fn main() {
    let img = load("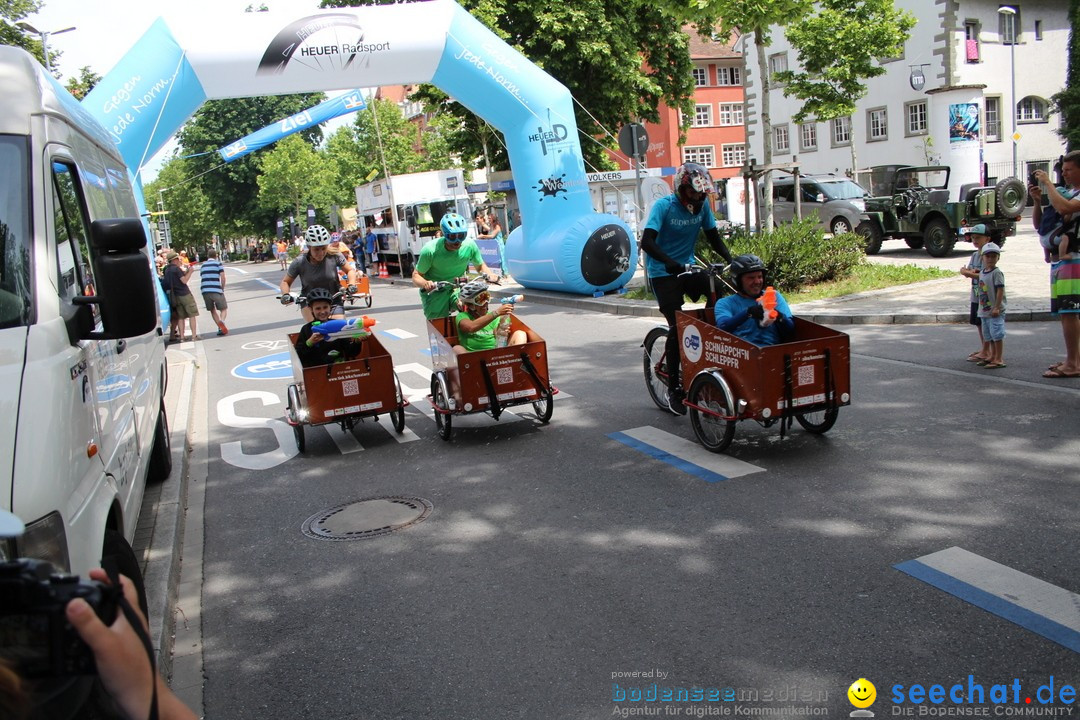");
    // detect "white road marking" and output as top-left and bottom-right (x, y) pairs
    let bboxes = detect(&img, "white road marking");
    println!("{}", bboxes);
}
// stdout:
(610, 426), (765, 483)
